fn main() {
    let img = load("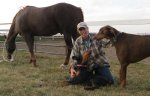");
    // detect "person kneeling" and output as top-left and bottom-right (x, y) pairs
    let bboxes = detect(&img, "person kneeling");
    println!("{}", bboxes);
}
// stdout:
(63, 22), (114, 90)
